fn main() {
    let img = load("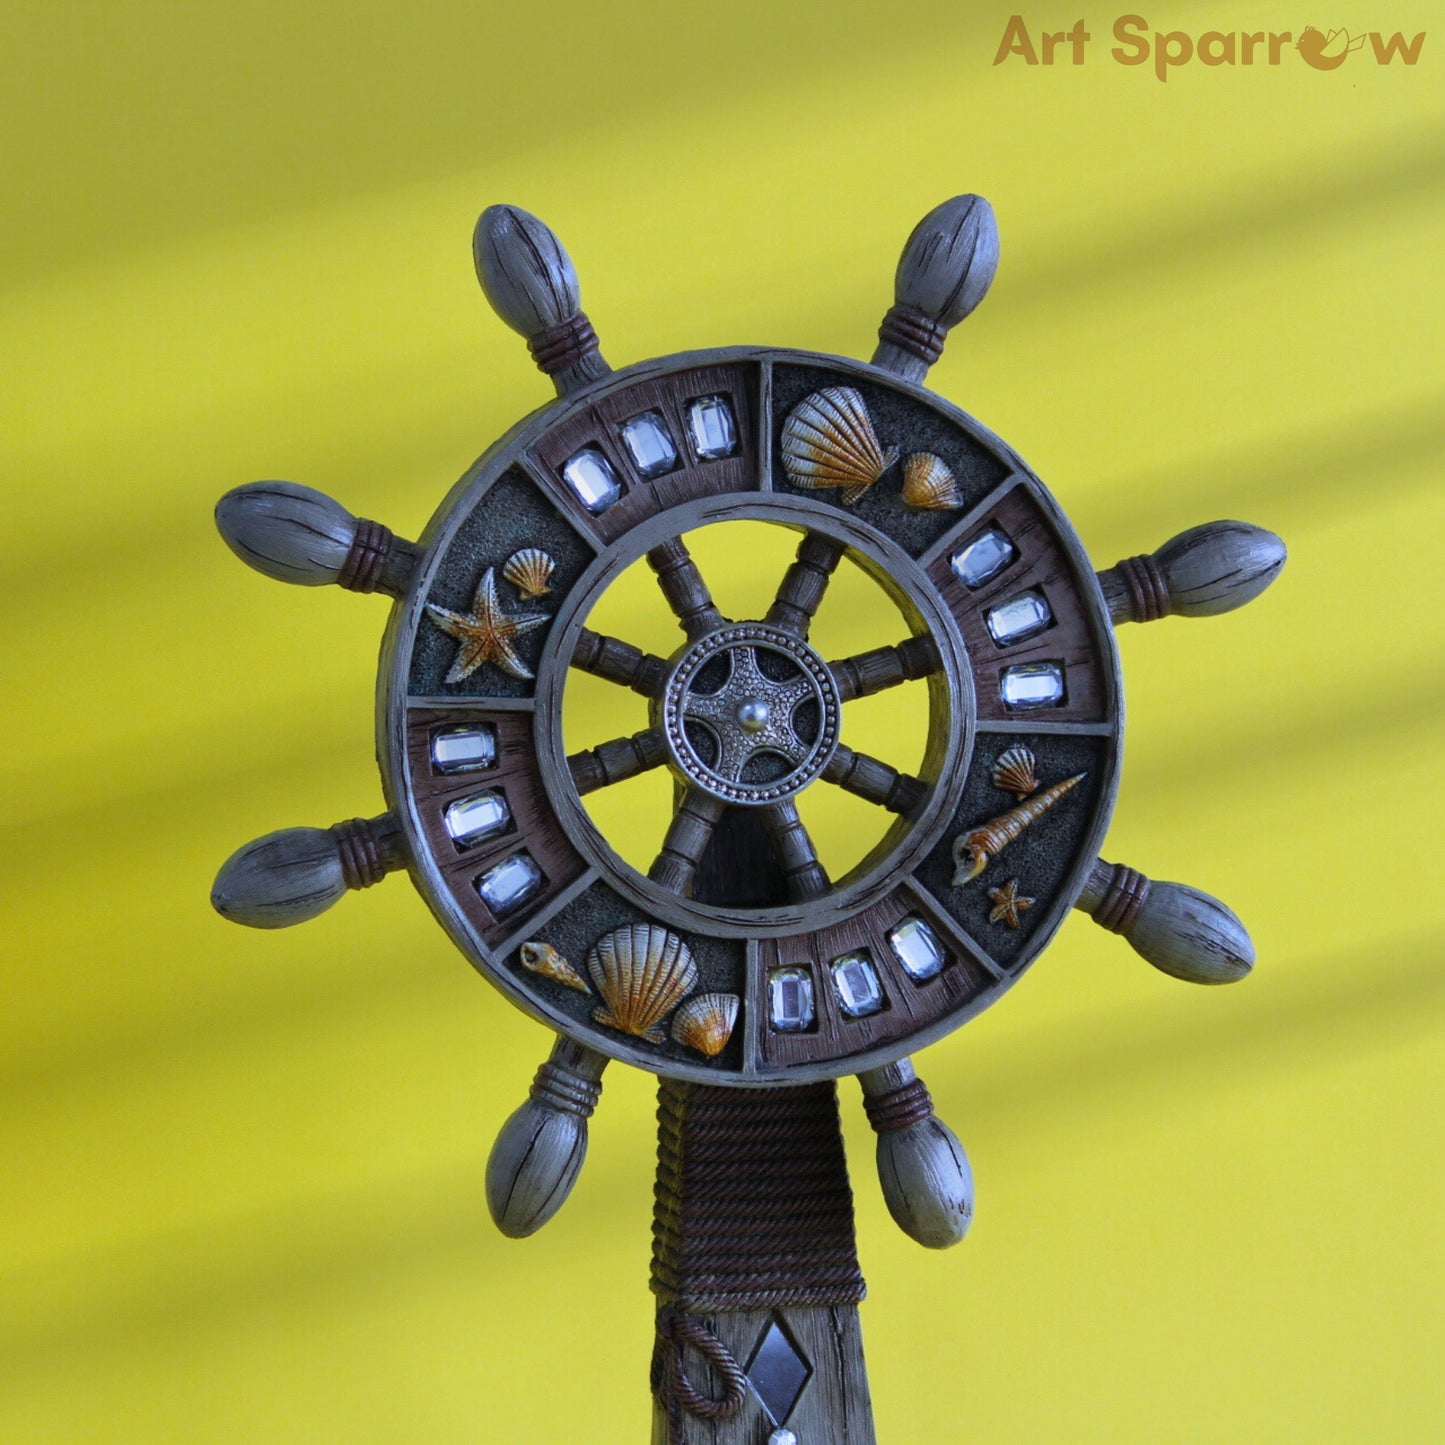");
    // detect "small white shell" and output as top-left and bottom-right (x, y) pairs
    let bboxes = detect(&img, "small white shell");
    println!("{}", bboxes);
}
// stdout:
(502, 548), (555, 600)
(671, 993), (739, 1057)
(520, 940), (590, 993)
(781, 387), (898, 506)
(991, 745), (1039, 798)
(587, 923), (698, 1043)
(901, 452), (963, 510)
